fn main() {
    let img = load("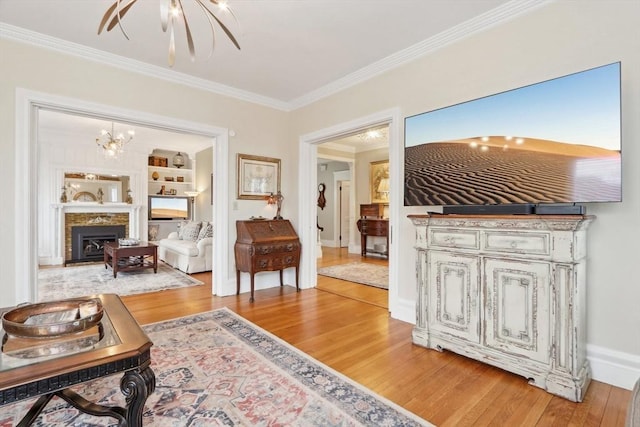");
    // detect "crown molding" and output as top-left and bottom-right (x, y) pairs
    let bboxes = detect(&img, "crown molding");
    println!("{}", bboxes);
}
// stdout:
(0, 23), (290, 112)
(288, 0), (553, 109)
(1, 0), (551, 113)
